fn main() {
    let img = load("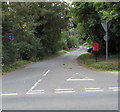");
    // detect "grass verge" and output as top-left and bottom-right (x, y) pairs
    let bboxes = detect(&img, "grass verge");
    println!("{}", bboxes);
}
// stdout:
(77, 53), (119, 71)
(2, 60), (31, 73)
